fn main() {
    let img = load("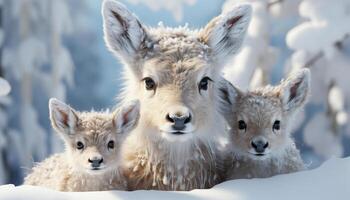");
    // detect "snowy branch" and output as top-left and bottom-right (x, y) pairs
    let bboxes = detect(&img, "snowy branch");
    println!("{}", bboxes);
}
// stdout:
(303, 34), (350, 69)
(267, 0), (284, 8)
